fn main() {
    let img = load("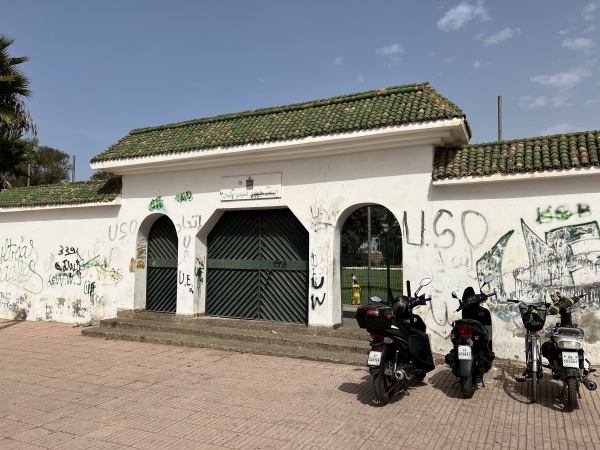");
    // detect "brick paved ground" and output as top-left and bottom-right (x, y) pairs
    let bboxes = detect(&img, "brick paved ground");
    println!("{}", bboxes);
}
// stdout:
(1, 319), (599, 449)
